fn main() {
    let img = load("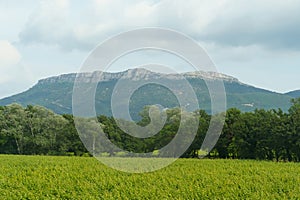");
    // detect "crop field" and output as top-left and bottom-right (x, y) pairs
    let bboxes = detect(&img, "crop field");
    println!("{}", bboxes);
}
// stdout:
(0, 155), (299, 199)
